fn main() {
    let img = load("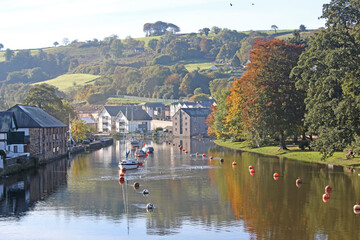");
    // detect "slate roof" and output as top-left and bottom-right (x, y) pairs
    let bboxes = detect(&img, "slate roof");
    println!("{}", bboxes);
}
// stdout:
(181, 108), (212, 117)
(80, 116), (97, 124)
(0, 112), (16, 132)
(7, 105), (67, 128)
(104, 106), (152, 121)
